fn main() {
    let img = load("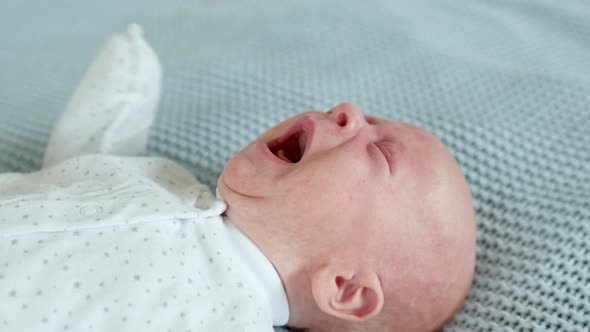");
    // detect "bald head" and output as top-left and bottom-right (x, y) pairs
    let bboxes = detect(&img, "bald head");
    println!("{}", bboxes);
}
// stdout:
(373, 127), (477, 331)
